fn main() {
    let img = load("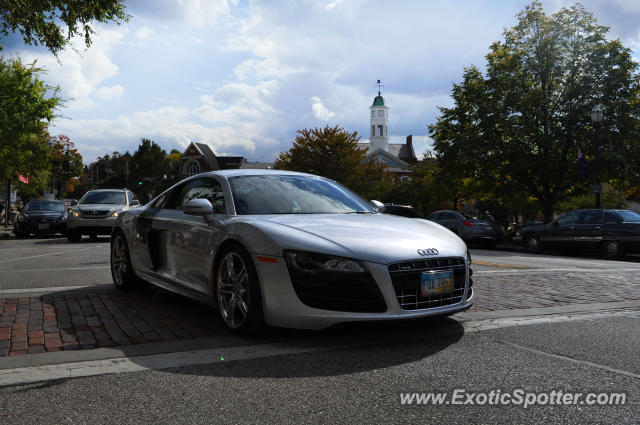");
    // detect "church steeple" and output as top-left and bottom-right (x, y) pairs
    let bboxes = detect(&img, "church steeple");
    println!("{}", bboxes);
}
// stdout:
(370, 80), (389, 152)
